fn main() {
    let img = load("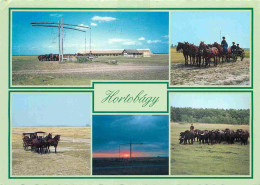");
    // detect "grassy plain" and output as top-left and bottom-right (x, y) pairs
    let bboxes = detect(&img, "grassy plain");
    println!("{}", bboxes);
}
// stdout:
(171, 123), (250, 175)
(12, 54), (169, 86)
(93, 157), (169, 175)
(170, 48), (250, 85)
(12, 127), (91, 176)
